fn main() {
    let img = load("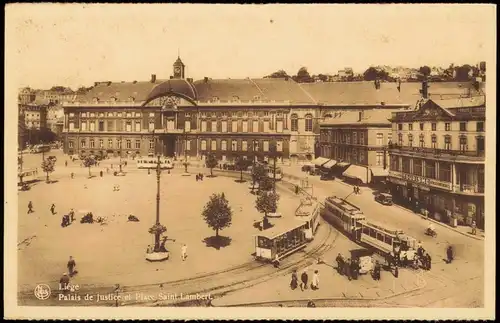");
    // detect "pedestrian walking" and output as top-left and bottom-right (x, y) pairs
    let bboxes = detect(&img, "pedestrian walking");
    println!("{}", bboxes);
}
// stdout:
(425, 253), (432, 270)
(290, 270), (298, 290)
(446, 245), (454, 264)
(311, 270), (319, 290)
(69, 209), (75, 222)
(100, 170), (103, 177)
(70, 172), (74, 179)
(393, 265), (399, 278)
(65, 160), (68, 167)
(351, 259), (359, 280)
(50, 203), (56, 215)
(353, 186), (357, 194)
(59, 273), (70, 291)
(181, 244), (188, 261)
(345, 258), (352, 281)
(27, 201), (34, 214)
(306, 300), (316, 307)
(471, 220), (477, 235)
(300, 270), (308, 291)
(67, 256), (76, 277)
(335, 253), (344, 275)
